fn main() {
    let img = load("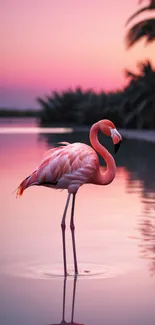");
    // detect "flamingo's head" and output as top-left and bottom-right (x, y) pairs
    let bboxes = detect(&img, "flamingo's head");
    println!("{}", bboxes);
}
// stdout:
(99, 119), (122, 153)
